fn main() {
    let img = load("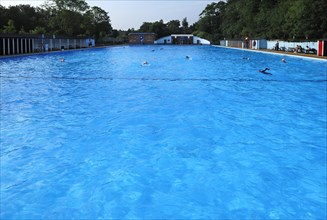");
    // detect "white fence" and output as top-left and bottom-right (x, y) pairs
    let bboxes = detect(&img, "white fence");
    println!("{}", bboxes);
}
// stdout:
(220, 39), (318, 51)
